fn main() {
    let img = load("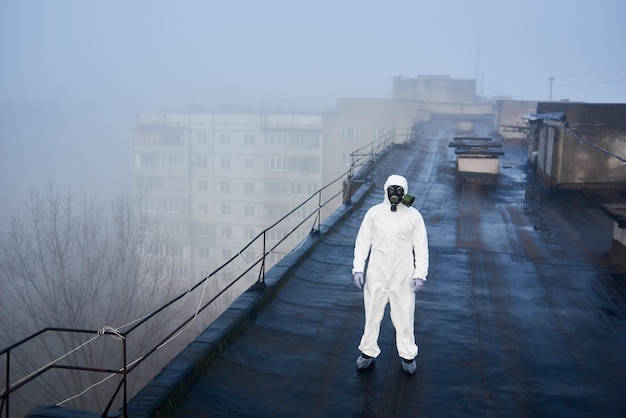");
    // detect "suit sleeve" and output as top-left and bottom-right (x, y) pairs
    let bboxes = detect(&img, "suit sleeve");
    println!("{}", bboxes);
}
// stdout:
(352, 210), (373, 274)
(412, 212), (429, 280)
